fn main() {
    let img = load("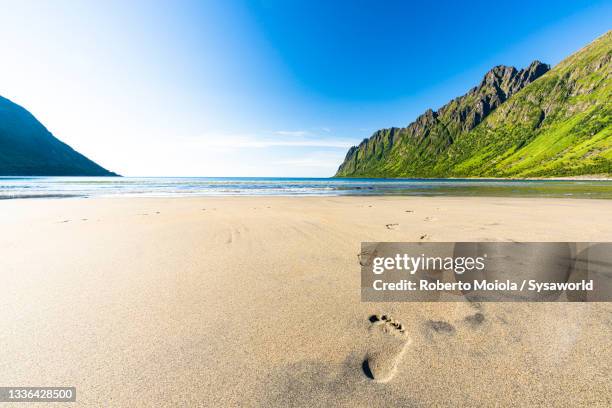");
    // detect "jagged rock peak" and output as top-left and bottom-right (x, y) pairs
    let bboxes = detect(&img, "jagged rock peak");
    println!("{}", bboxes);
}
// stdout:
(478, 61), (550, 97)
